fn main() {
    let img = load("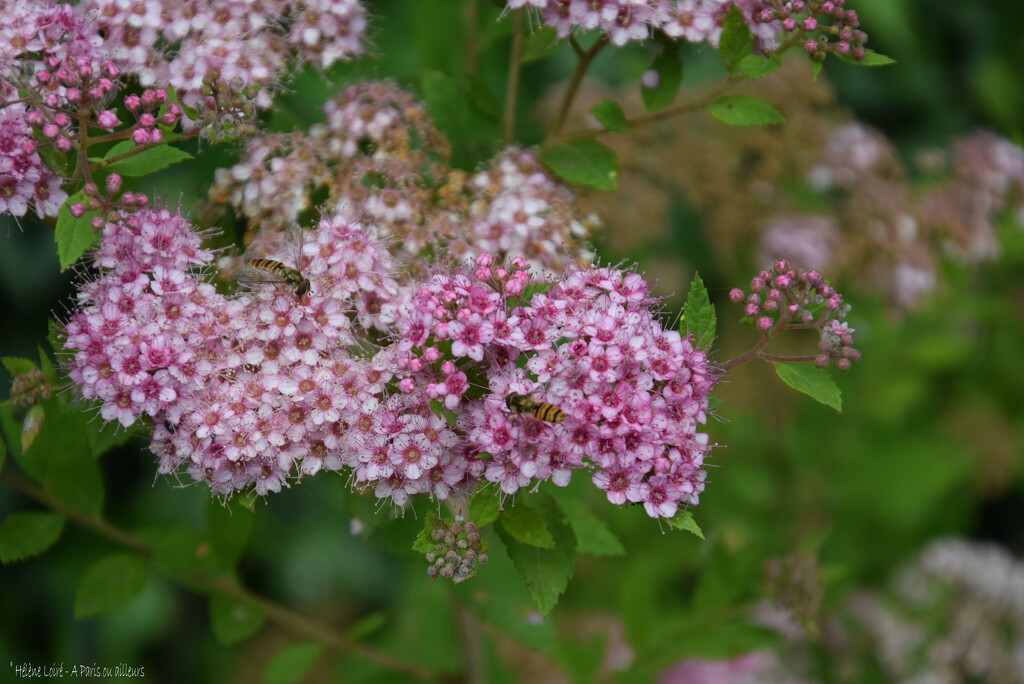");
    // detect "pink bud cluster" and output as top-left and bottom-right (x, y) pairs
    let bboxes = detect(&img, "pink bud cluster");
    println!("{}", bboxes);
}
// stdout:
(124, 89), (182, 147)
(1, 2), (121, 161)
(70, 173), (152, 228)
(729, 259), (860, 370)
(424, 516), (489, 583)
(390, 254), (716, 519)
(749, 0), (870, 61)
(0, 105), (67, 218)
